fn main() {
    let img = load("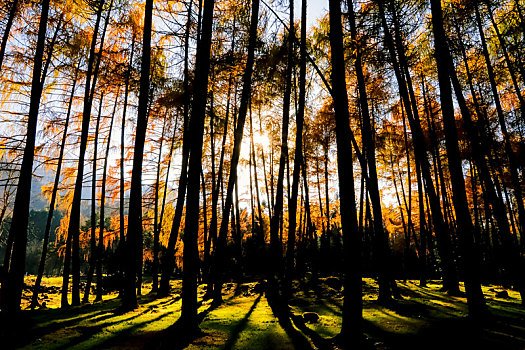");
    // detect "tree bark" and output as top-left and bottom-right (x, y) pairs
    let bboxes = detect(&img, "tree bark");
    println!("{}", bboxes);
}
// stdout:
(62, 0), (106, 307)
(3, 0), (50, 313)
(158, 0), (193, 297)
(0, 0), (19, 72)
(122, 0), (153, 310)
(30, 62), (79, 309)
(180, 0), (215, 332)
(96, 91), (117, 302)
(212, 0), (260, 305)
(328, 0), (362, 343)
(83, 92), (104, 304)
(430, 0), (486, 317)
